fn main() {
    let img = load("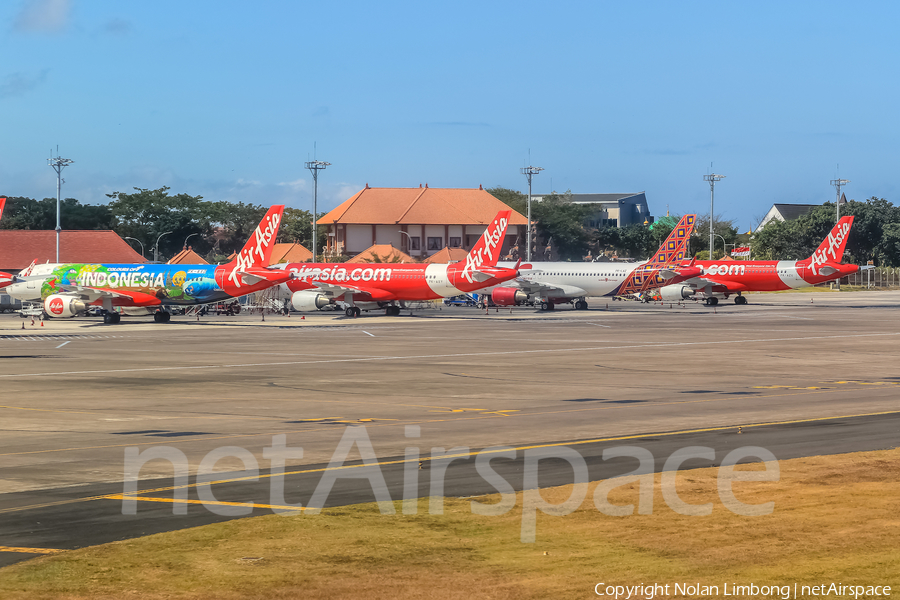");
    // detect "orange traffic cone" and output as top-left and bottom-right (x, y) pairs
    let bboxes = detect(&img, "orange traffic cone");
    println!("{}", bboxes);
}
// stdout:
(41, 320), (44, 327)
(301, 315), (305, 320)
(21, 322), (25, 330)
